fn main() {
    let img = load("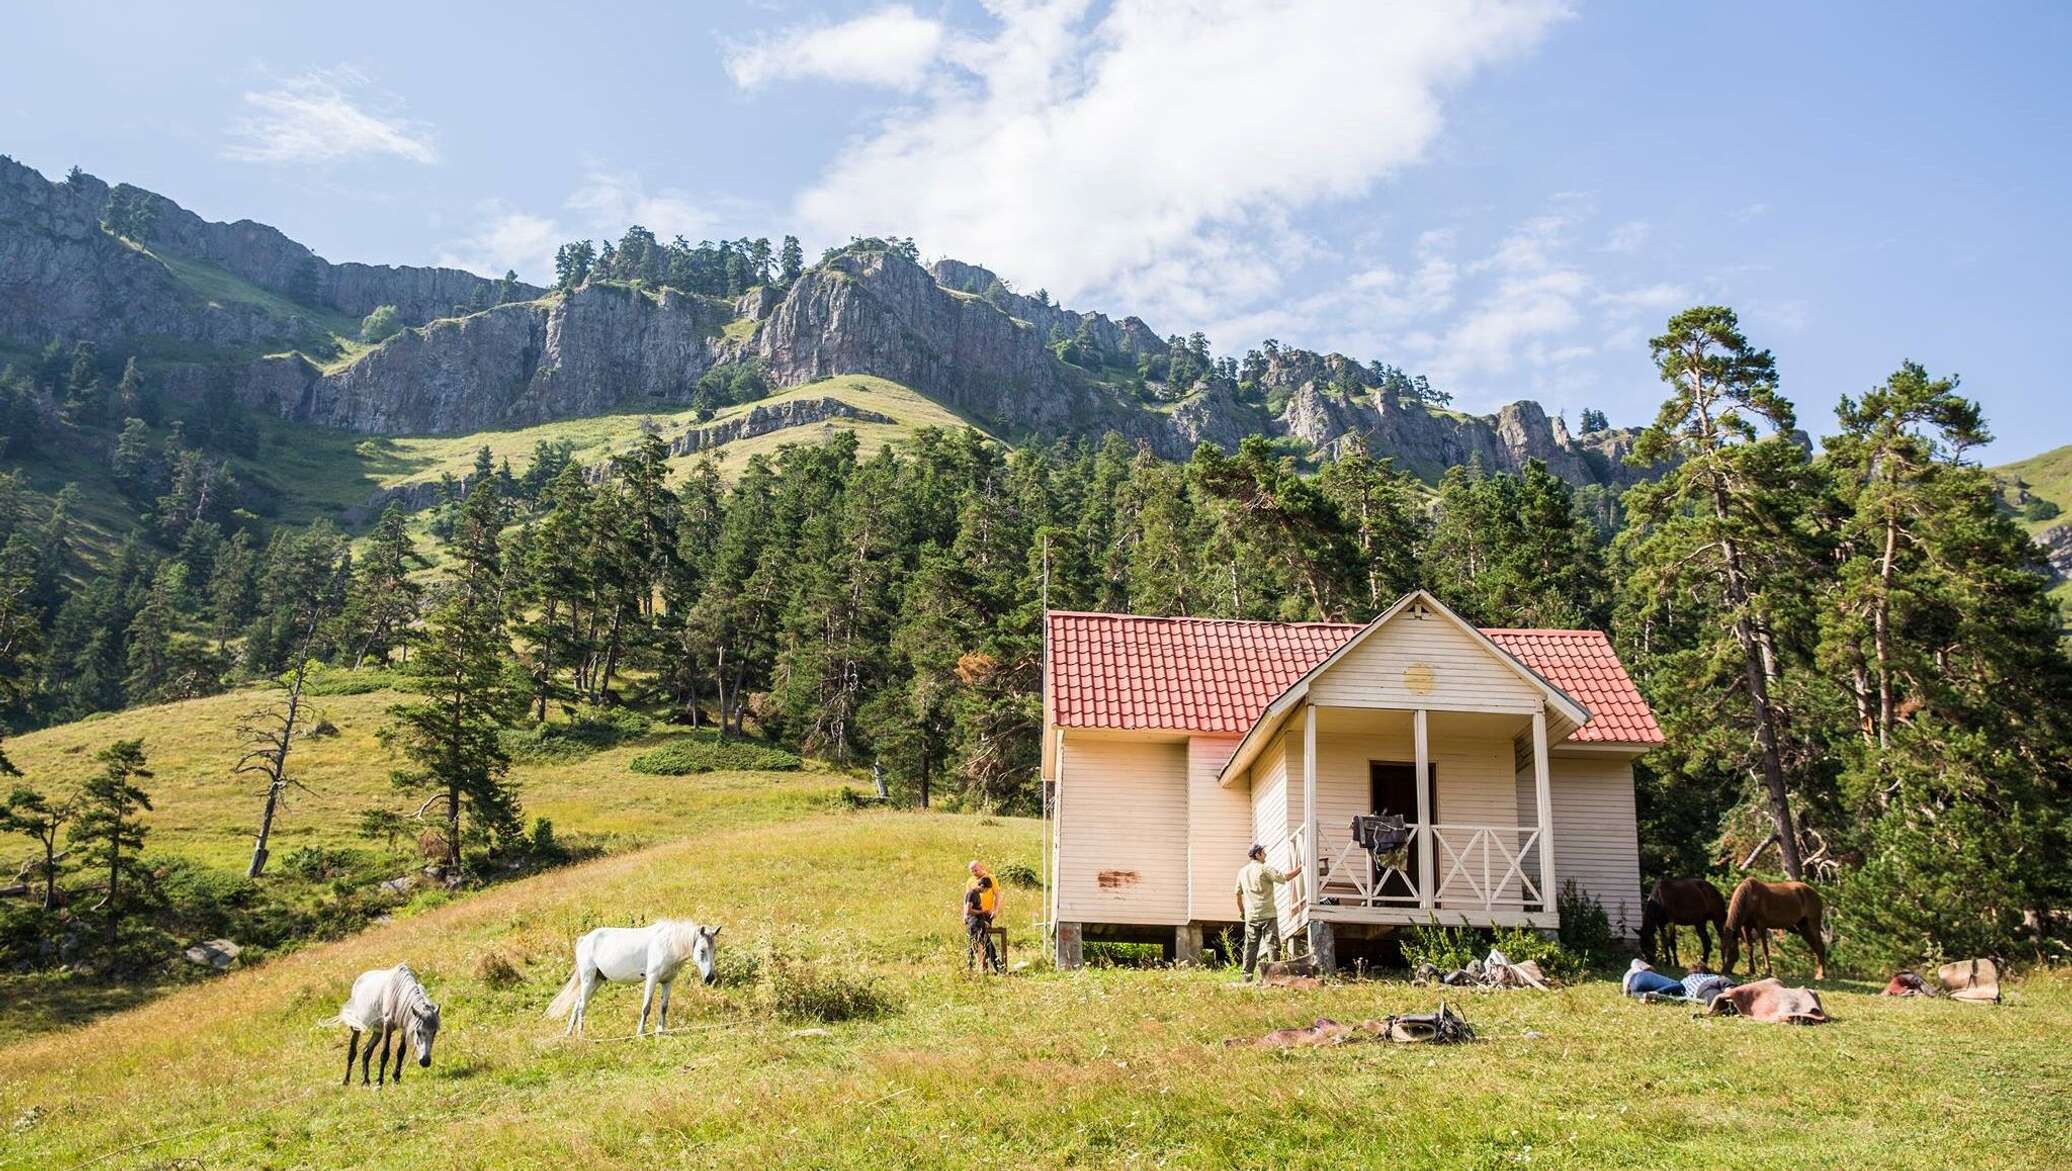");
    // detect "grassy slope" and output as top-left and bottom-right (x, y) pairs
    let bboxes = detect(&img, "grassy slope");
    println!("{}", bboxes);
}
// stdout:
(1992, 443), (2072, 535)
(1, 373), (990, 573)
(0, 802), (2065, 1168)
(0, 686), (845, 875)
(1992, 444), (2072, 609)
